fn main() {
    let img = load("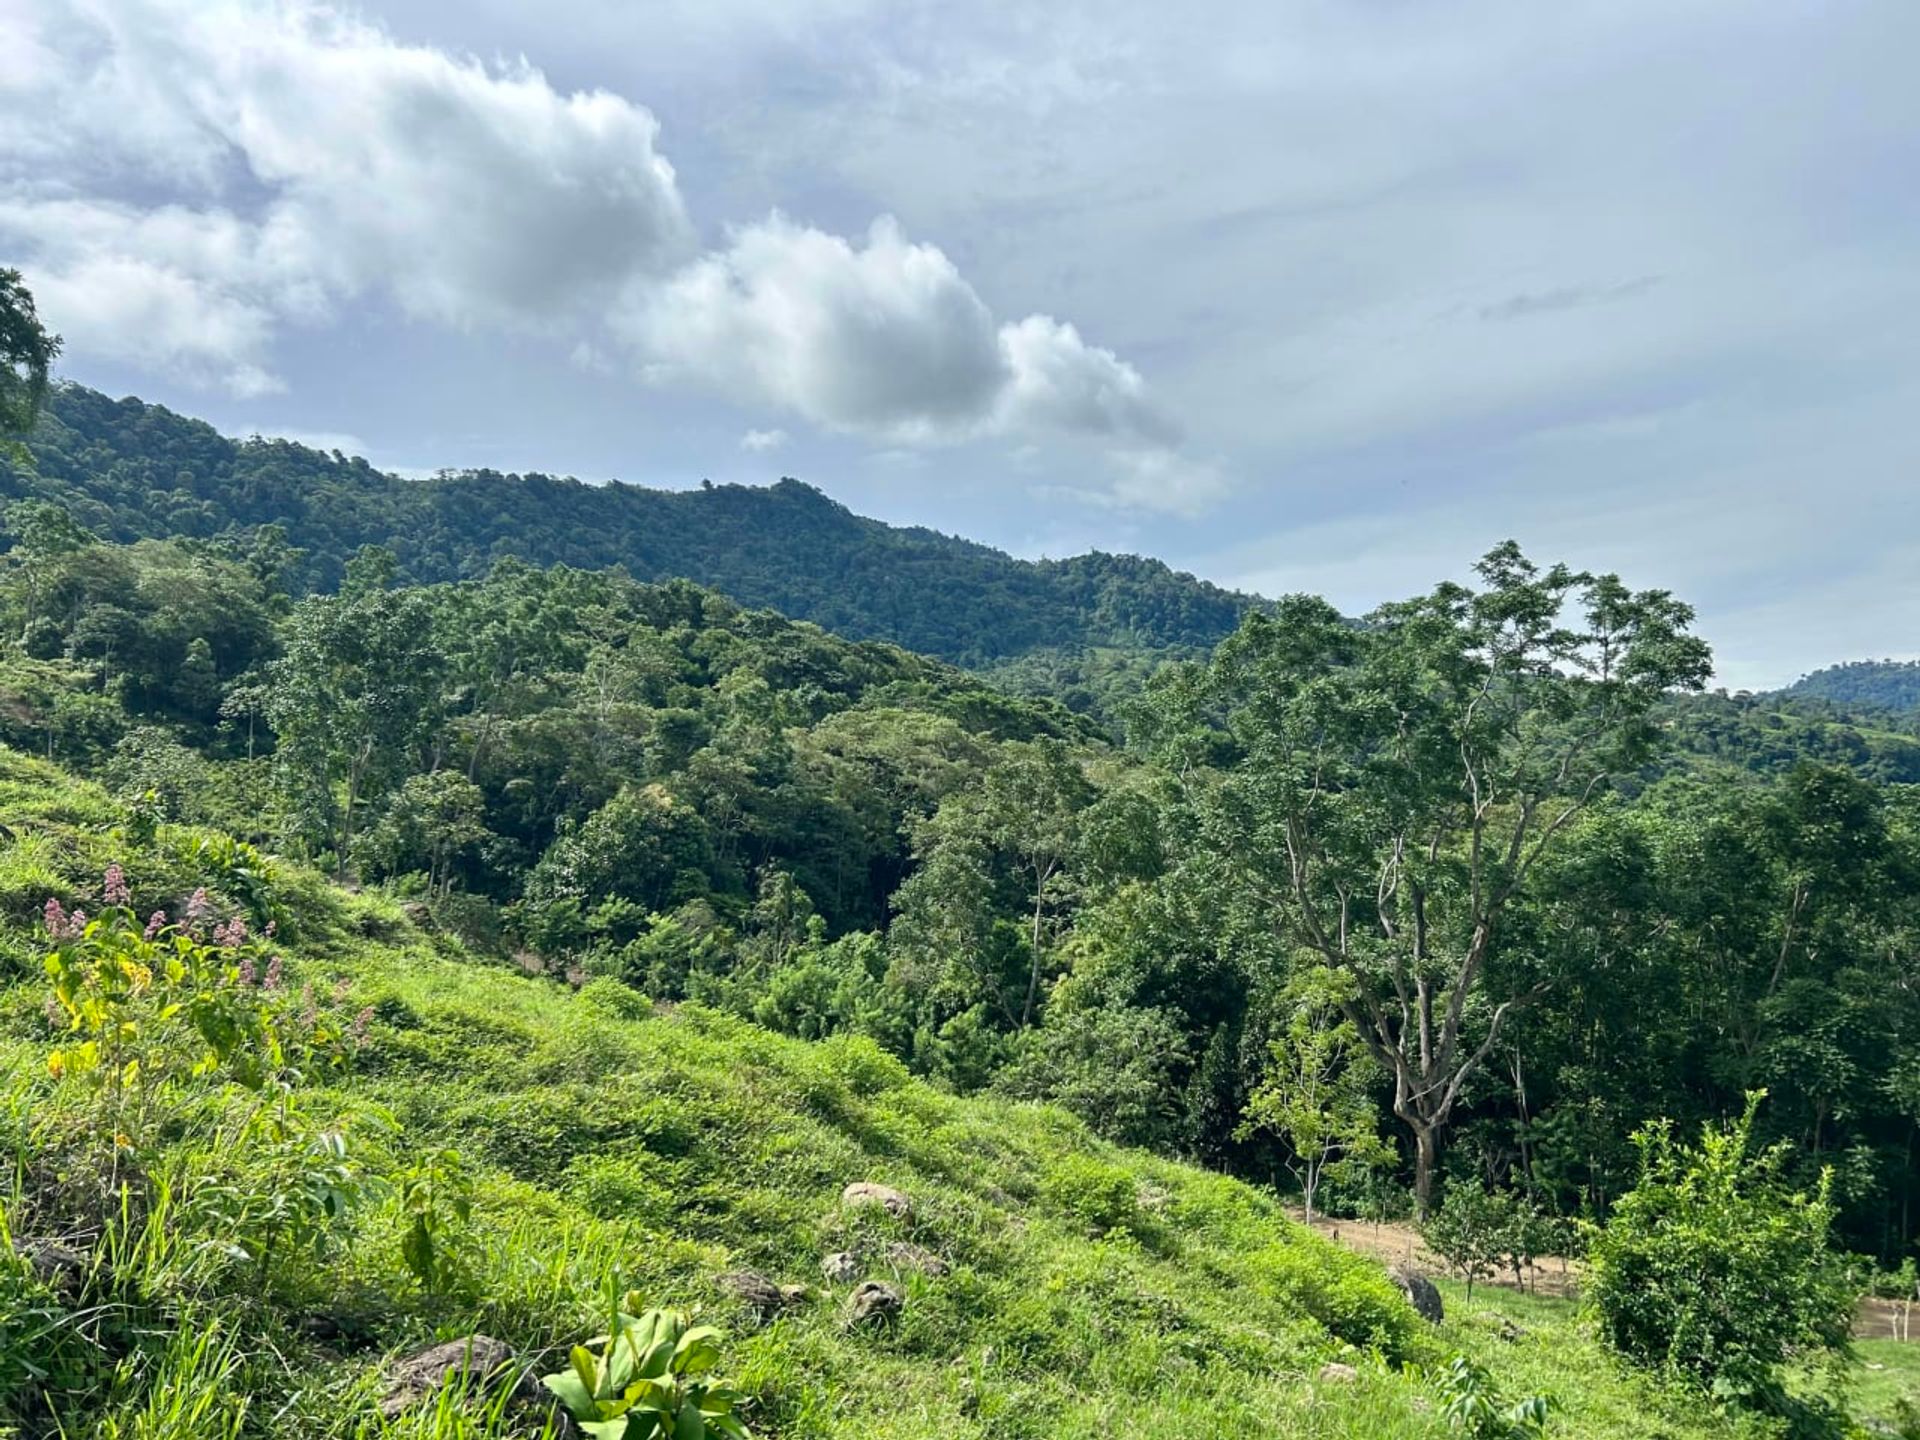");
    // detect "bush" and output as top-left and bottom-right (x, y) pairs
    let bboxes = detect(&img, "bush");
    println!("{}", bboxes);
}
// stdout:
(1040, 1154), (1140, 1236)
(1586, 1093), (1857, 1405)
